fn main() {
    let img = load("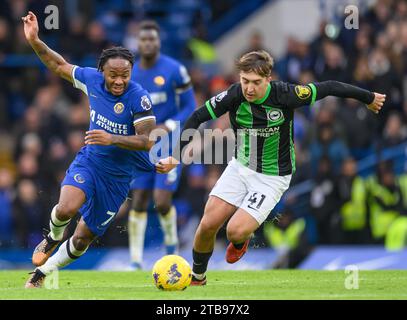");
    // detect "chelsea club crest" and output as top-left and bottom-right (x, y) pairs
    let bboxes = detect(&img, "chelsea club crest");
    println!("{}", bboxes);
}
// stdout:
(114, 102), (124, 114)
